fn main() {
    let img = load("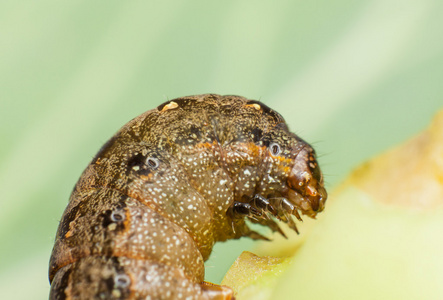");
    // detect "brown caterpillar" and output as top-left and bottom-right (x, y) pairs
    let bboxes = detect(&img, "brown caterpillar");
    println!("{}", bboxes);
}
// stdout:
(49, 94), (327, 300)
